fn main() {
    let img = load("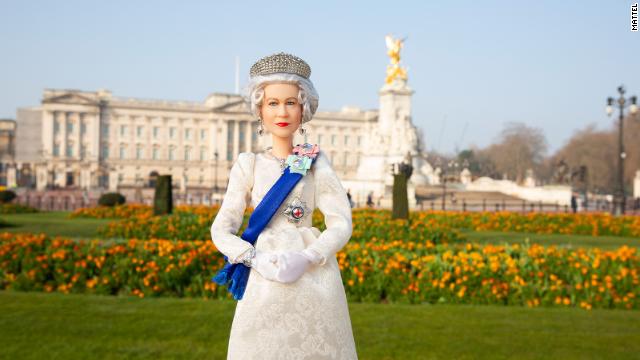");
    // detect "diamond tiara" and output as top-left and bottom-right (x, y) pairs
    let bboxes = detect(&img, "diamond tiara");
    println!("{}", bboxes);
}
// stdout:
(249, 52), (311, 79)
